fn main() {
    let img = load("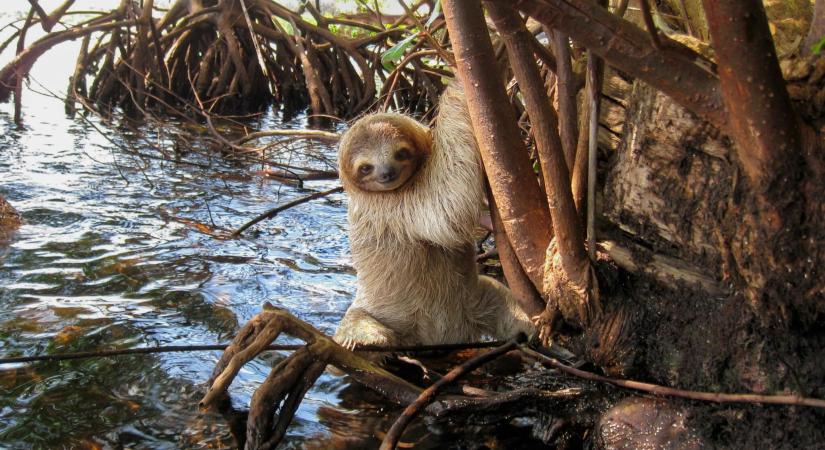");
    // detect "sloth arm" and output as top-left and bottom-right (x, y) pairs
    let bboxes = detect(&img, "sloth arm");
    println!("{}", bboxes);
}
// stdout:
(403, 84), (486, 248)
